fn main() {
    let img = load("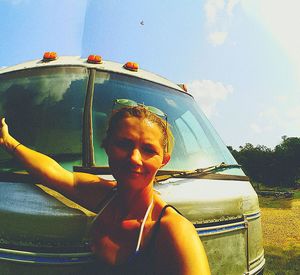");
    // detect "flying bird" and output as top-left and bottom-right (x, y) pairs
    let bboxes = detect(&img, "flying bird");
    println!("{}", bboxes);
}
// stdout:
(140, 20), (144, 26)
